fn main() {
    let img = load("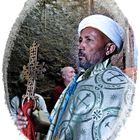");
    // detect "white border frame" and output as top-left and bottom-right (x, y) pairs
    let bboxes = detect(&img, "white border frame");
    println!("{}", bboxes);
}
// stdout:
(0, 0), (140, 139)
